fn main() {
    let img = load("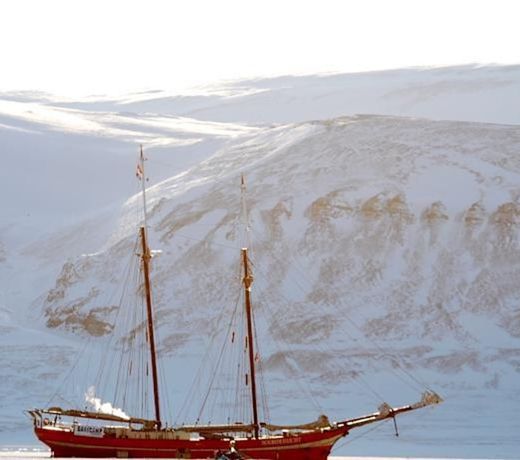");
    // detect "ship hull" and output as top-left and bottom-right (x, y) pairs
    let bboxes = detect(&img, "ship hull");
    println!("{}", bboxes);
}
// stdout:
(35, 426), (347, 459)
